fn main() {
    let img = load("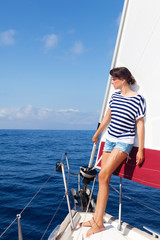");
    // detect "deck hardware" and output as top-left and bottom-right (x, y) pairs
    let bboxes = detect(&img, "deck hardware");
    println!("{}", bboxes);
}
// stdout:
(117, 177), (122, 231)
(64, 153), (81, 191)
(88, 143), (97, 168)
(60, 162), (75, 230)
(143, 226), (160, 238)
(17, 214), (23, 240)
(56, 162), (62, 172)
(65, 152), (70, 172)
(80, 166), (97, 185)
